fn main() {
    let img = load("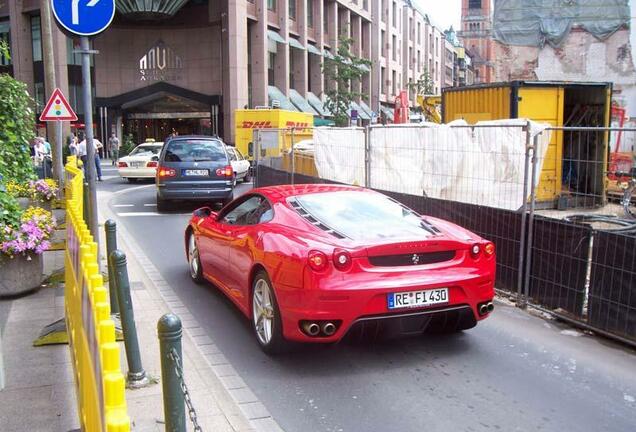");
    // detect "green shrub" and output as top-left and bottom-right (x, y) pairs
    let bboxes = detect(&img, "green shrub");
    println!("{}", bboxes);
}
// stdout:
(0, 74), (36, 184)
(118, 133), (136, 157)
